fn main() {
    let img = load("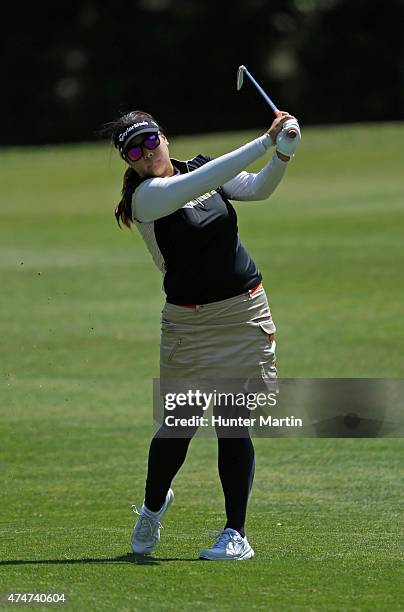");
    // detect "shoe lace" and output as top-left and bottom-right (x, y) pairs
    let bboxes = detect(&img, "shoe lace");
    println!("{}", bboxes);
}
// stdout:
(131, 505), (163, 540)
(208, 528), (239, 549)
